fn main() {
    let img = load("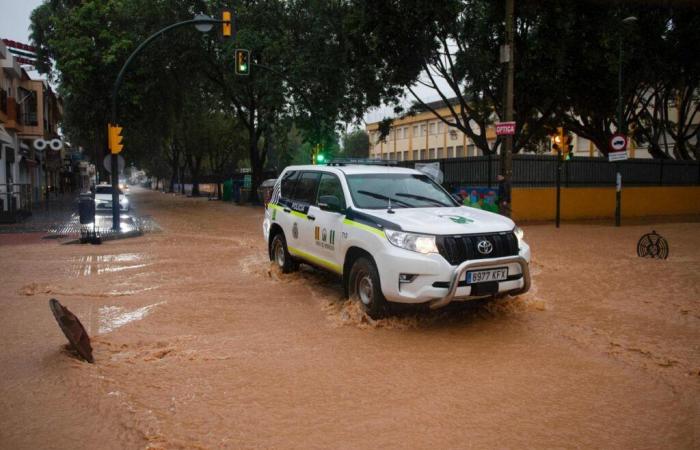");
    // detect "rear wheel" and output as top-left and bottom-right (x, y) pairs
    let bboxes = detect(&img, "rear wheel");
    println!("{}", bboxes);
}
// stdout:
(271, 233), (297, 273)
(349, 257), (388, 319)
